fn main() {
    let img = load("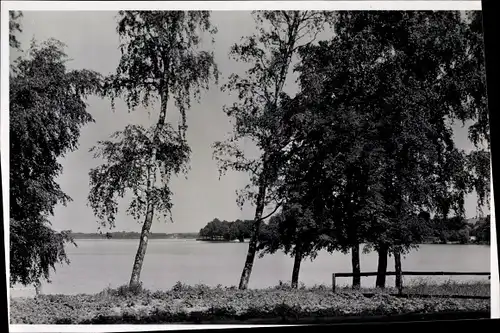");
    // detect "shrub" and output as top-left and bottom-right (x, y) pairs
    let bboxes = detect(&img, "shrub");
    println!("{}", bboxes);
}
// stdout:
(10, 282), (490, 324)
